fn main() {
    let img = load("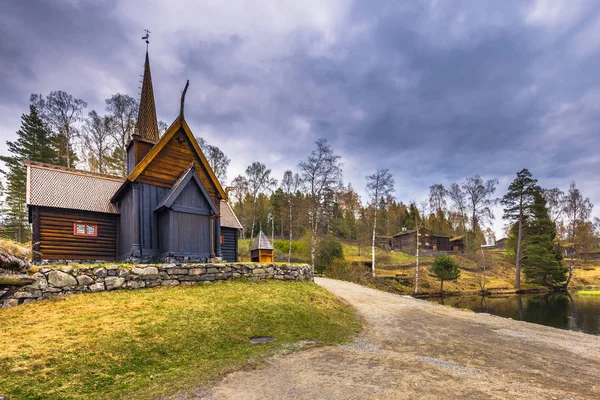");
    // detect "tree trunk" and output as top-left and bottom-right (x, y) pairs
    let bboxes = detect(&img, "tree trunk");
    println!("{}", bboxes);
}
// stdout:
(415, 228), (420, 295)
(288, 201), (293, 263)
(371, 207), (377, 278)
(440, 279), (444, 294)
(515, 209), (523, 289)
